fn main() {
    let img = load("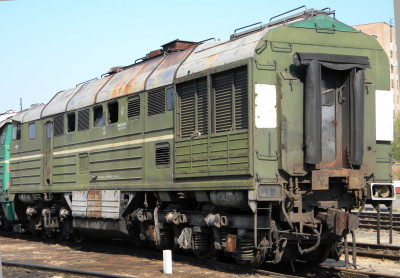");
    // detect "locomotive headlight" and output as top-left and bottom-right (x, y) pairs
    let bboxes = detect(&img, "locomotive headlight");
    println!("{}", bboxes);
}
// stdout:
(376, 185), (390, 198)
(370, 183), (396, 200)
